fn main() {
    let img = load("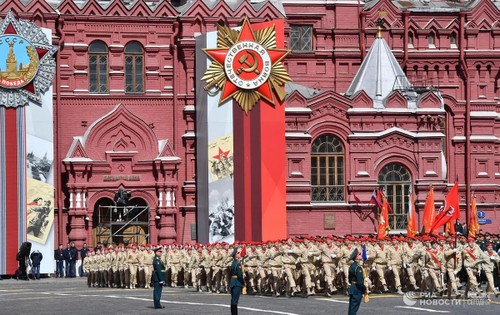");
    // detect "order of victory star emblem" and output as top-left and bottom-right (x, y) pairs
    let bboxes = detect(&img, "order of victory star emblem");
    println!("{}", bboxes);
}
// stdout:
(0, 11), (57, 108)
(202, 18), (291, 113)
